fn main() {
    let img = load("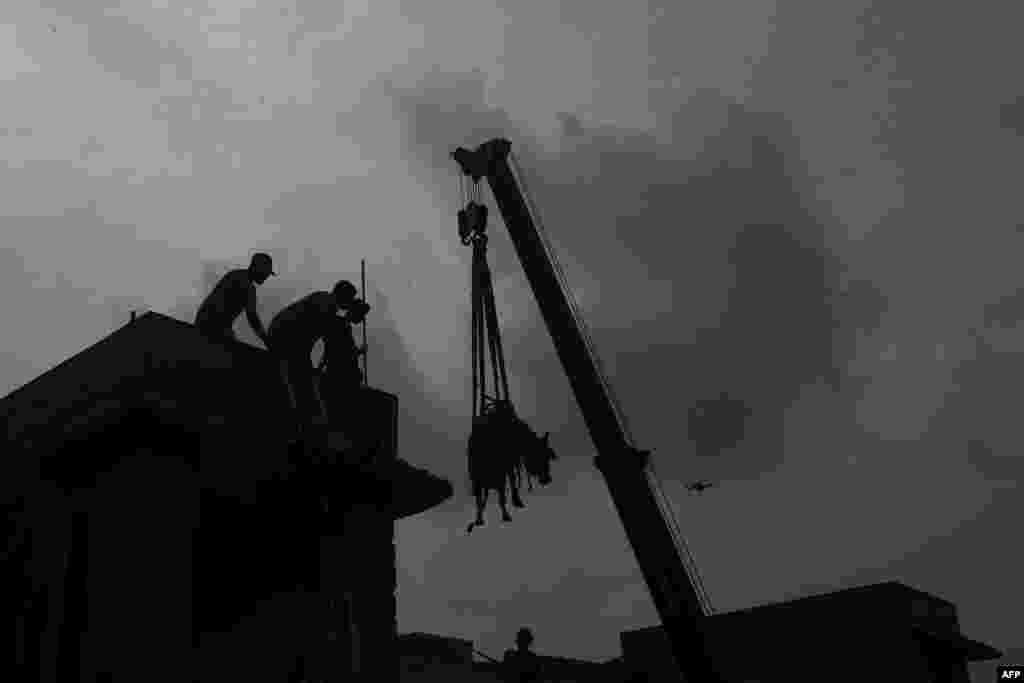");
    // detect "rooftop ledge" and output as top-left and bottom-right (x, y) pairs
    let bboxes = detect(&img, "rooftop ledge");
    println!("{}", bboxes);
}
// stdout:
(0, 312), (453, 520)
